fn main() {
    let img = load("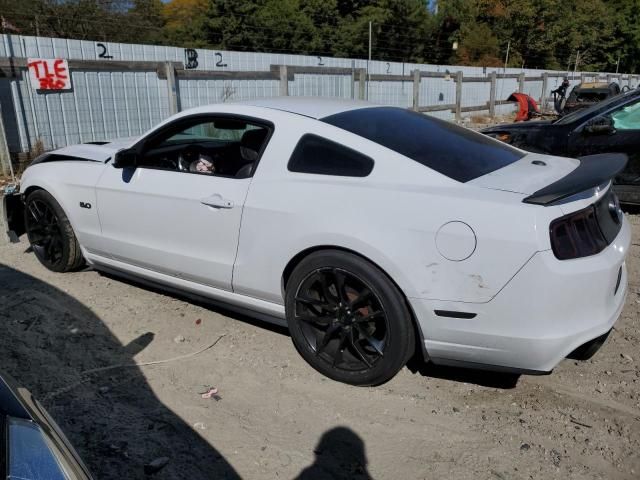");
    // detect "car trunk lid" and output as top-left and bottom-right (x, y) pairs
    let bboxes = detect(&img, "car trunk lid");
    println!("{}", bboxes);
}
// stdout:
(469, 152), (579, 196)
(469, 152), (628, 205)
